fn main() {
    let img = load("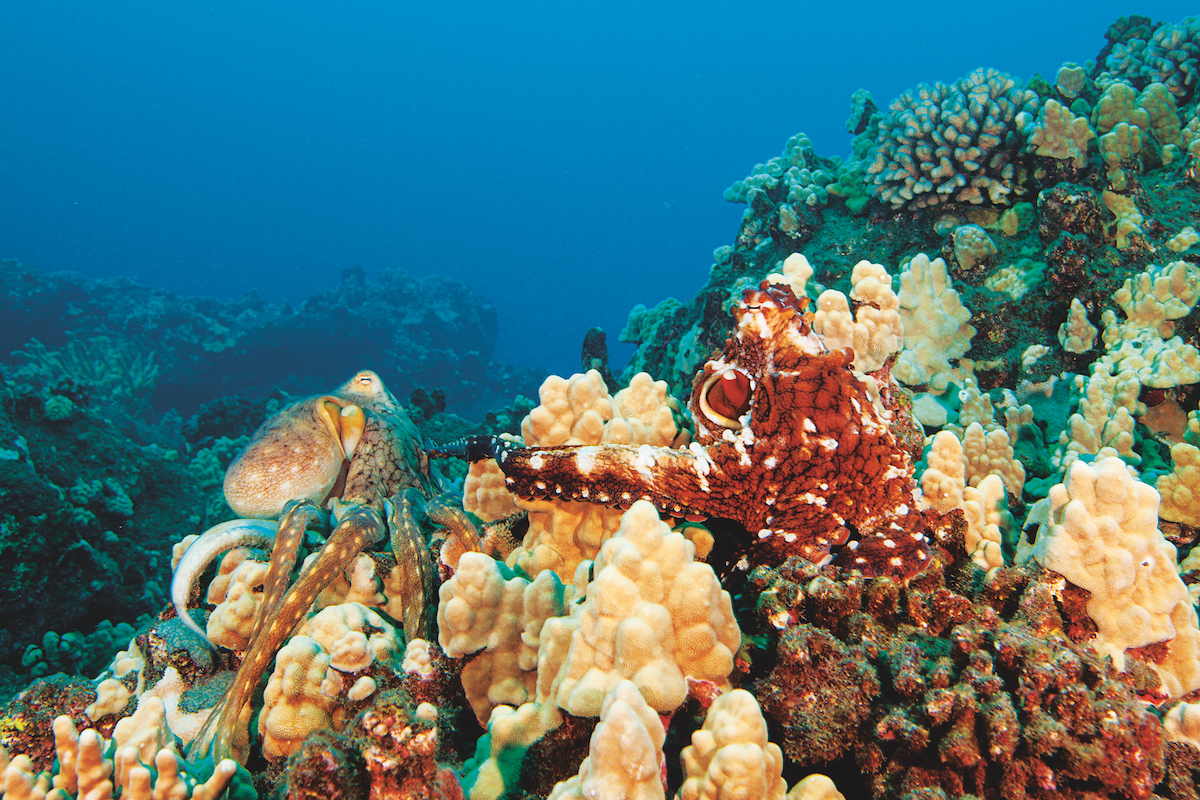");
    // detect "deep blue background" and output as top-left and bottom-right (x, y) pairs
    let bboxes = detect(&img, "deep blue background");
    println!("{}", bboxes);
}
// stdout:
(1, 2), (1194, 379)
